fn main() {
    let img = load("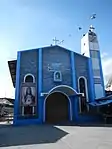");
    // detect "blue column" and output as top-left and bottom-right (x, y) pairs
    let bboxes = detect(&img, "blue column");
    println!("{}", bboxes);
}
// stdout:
(38, 48), (43, 121)
(88, 58), (95, 102)
(70, 51), (77, 121)
(13, 51), (21, 125)
(70, 51), (76, 89)
(98, 51), (105, 97)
